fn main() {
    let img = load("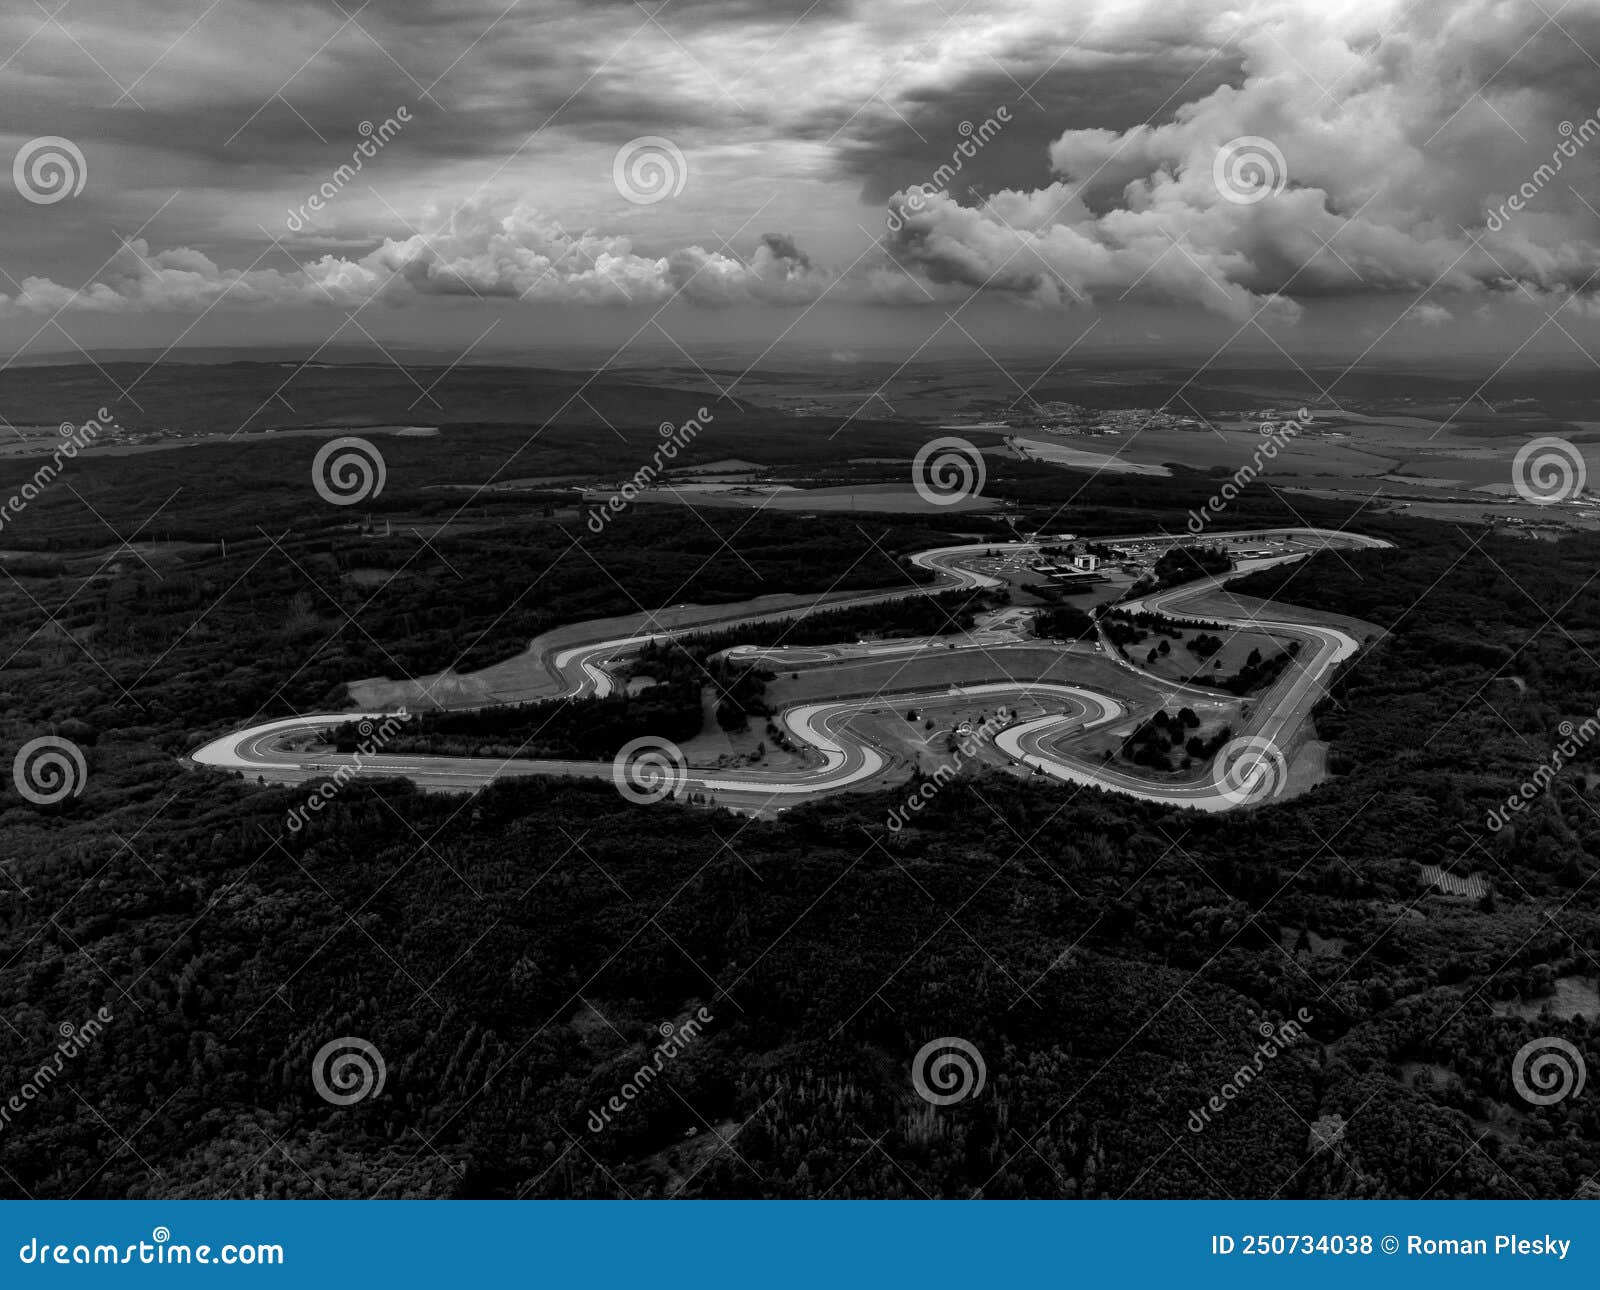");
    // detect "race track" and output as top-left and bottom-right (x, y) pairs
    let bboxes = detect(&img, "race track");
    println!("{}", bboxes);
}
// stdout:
(191, 527), (1388, 814)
